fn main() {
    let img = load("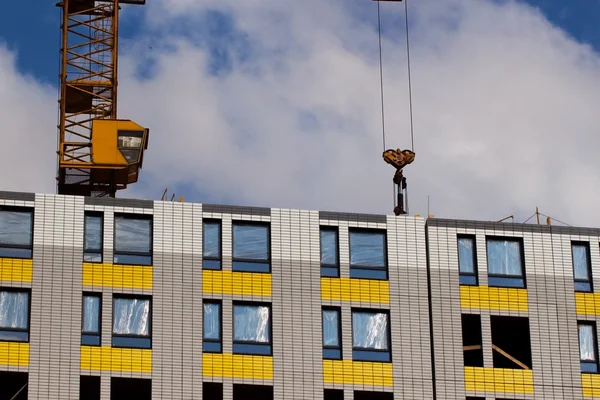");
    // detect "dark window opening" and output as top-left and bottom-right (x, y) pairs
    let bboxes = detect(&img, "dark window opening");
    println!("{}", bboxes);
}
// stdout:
(203, 382), (223, 400)
(203, 220), (222, 270)
(0, 207), (33, 259)
(322, 307), (342, 360)
(466, 397), (485, 400)
(110, 378), (151, 400)
(233, 384), (273, 400)
(0, 371), (28, 400)
(354, 391), (393, 400)
(233, 302), (272, 355)
(320, 227), (340, 277)
(486, 237), (525, 288)
(80, 375), (100, 400)
(324, 389), (344, 400)
(458, 235), (477, 285)
(113, 214), (152, 266)
(232, 222), (271, 273)
(112, 295), (152, 349)
(573, 242), (593, 292)
(349, 229), (388, 280)
(82, 293), (101, 346)
(203, 300), (222, 353)
(491, 316), (532, 369)
(84, 212), (103, 263)
(578, 321), (599, 373)
(0, 289), (30, 342)
(462, 314), (483, 367)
